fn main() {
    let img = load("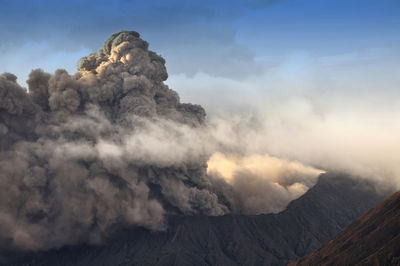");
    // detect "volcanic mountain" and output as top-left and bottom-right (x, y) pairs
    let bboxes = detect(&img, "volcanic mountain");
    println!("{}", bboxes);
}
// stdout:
(0, 31), (392, 266)
(1, 172), (385, 266)
(291, 190), (400, 266)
